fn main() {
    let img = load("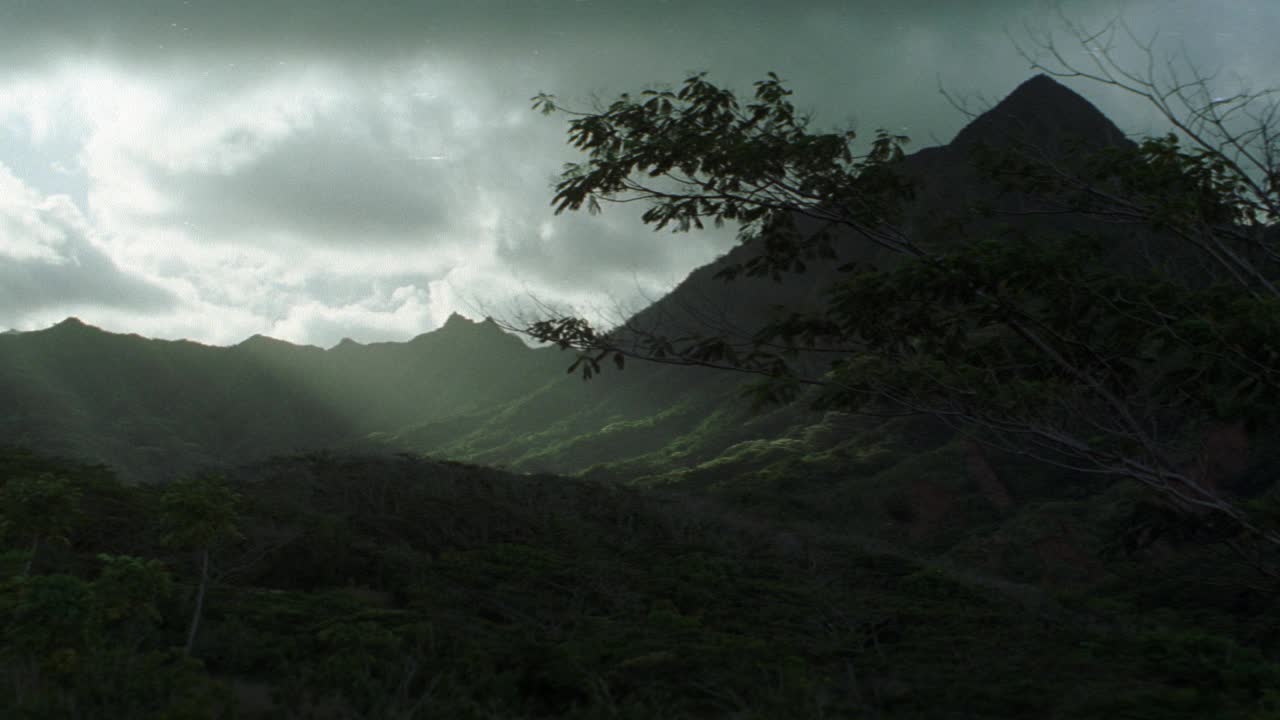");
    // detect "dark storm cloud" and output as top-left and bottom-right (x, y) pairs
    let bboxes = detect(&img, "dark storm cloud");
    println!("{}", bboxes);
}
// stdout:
(143, 118), (456, 246)
(5, 1), (1274, 137)
(0, 0), (1135, 125)
(0, 248), (174, 319)
(0, 1), (1036, 62)
(0, 174), (175, 322)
